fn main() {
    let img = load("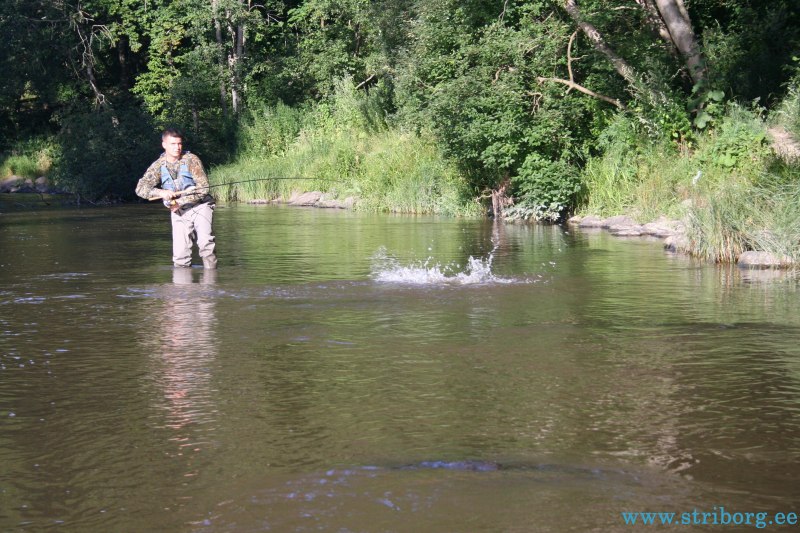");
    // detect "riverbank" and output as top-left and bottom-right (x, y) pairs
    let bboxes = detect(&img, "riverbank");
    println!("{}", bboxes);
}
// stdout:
(568, 212), (797, 270)
(244, 190), (357, 209)
(237, 186), (798, 270)
(0, 176), (75, 211)
(3, 180), (796, 271)
(209, 127), (482, 217)
(570, 104), (800, 269)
